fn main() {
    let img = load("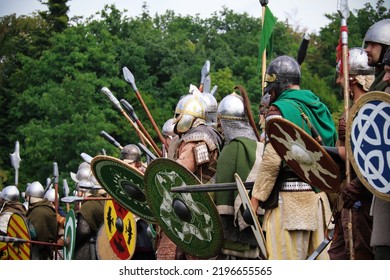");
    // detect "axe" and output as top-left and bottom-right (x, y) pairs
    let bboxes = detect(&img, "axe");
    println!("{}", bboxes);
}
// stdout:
(9, 141), (21, 187)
